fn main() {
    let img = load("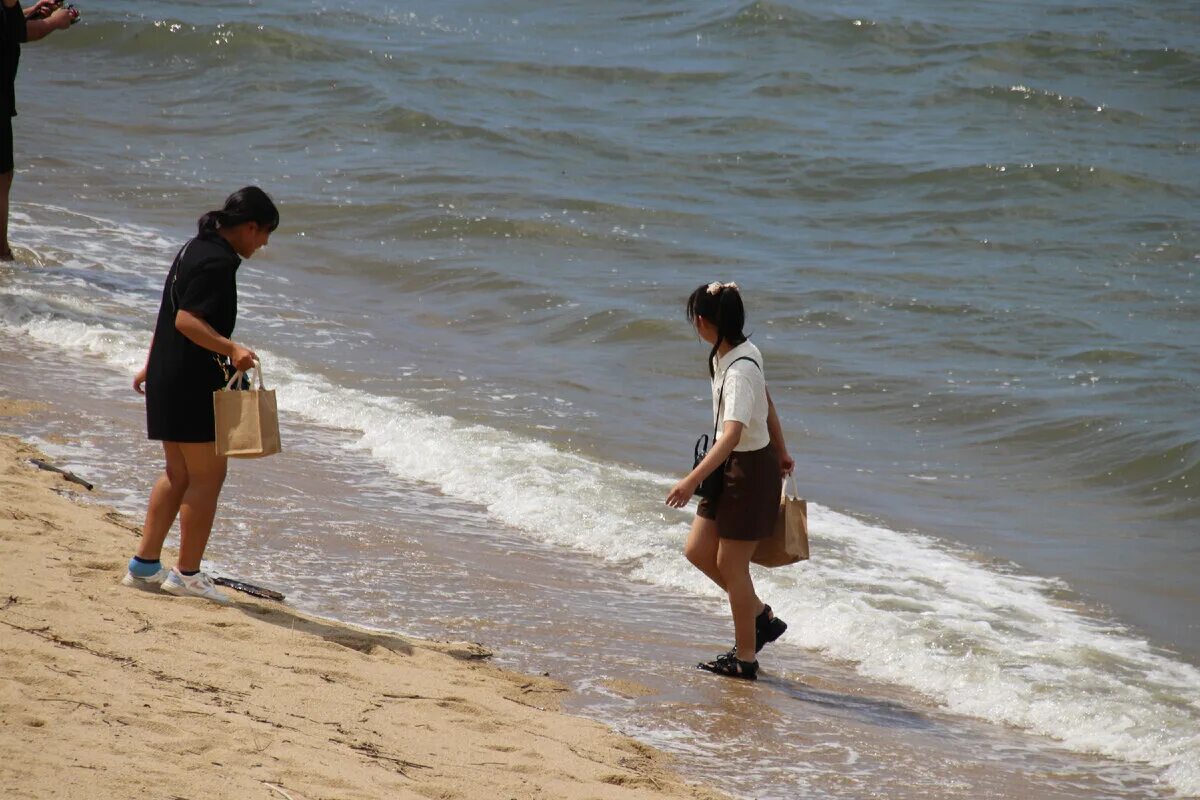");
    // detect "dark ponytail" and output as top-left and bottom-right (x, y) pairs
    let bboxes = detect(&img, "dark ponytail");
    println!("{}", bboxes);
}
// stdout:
(685, 282), (747, 377)
(197, 186), (280, 237)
